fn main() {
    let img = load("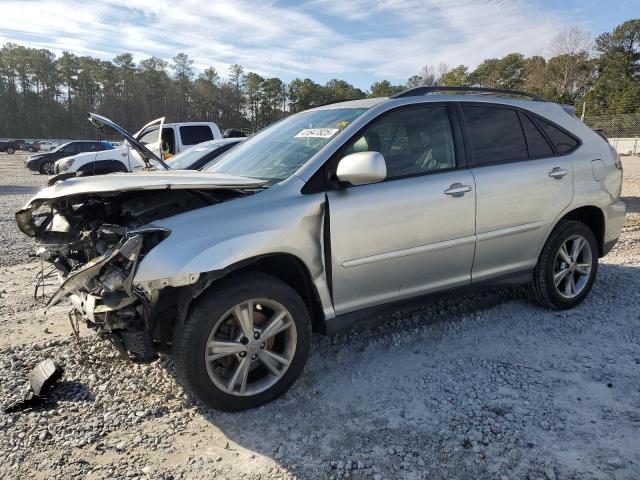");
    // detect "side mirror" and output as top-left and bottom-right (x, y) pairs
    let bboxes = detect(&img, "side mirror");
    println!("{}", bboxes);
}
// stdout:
(336, 151), (387, 186)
